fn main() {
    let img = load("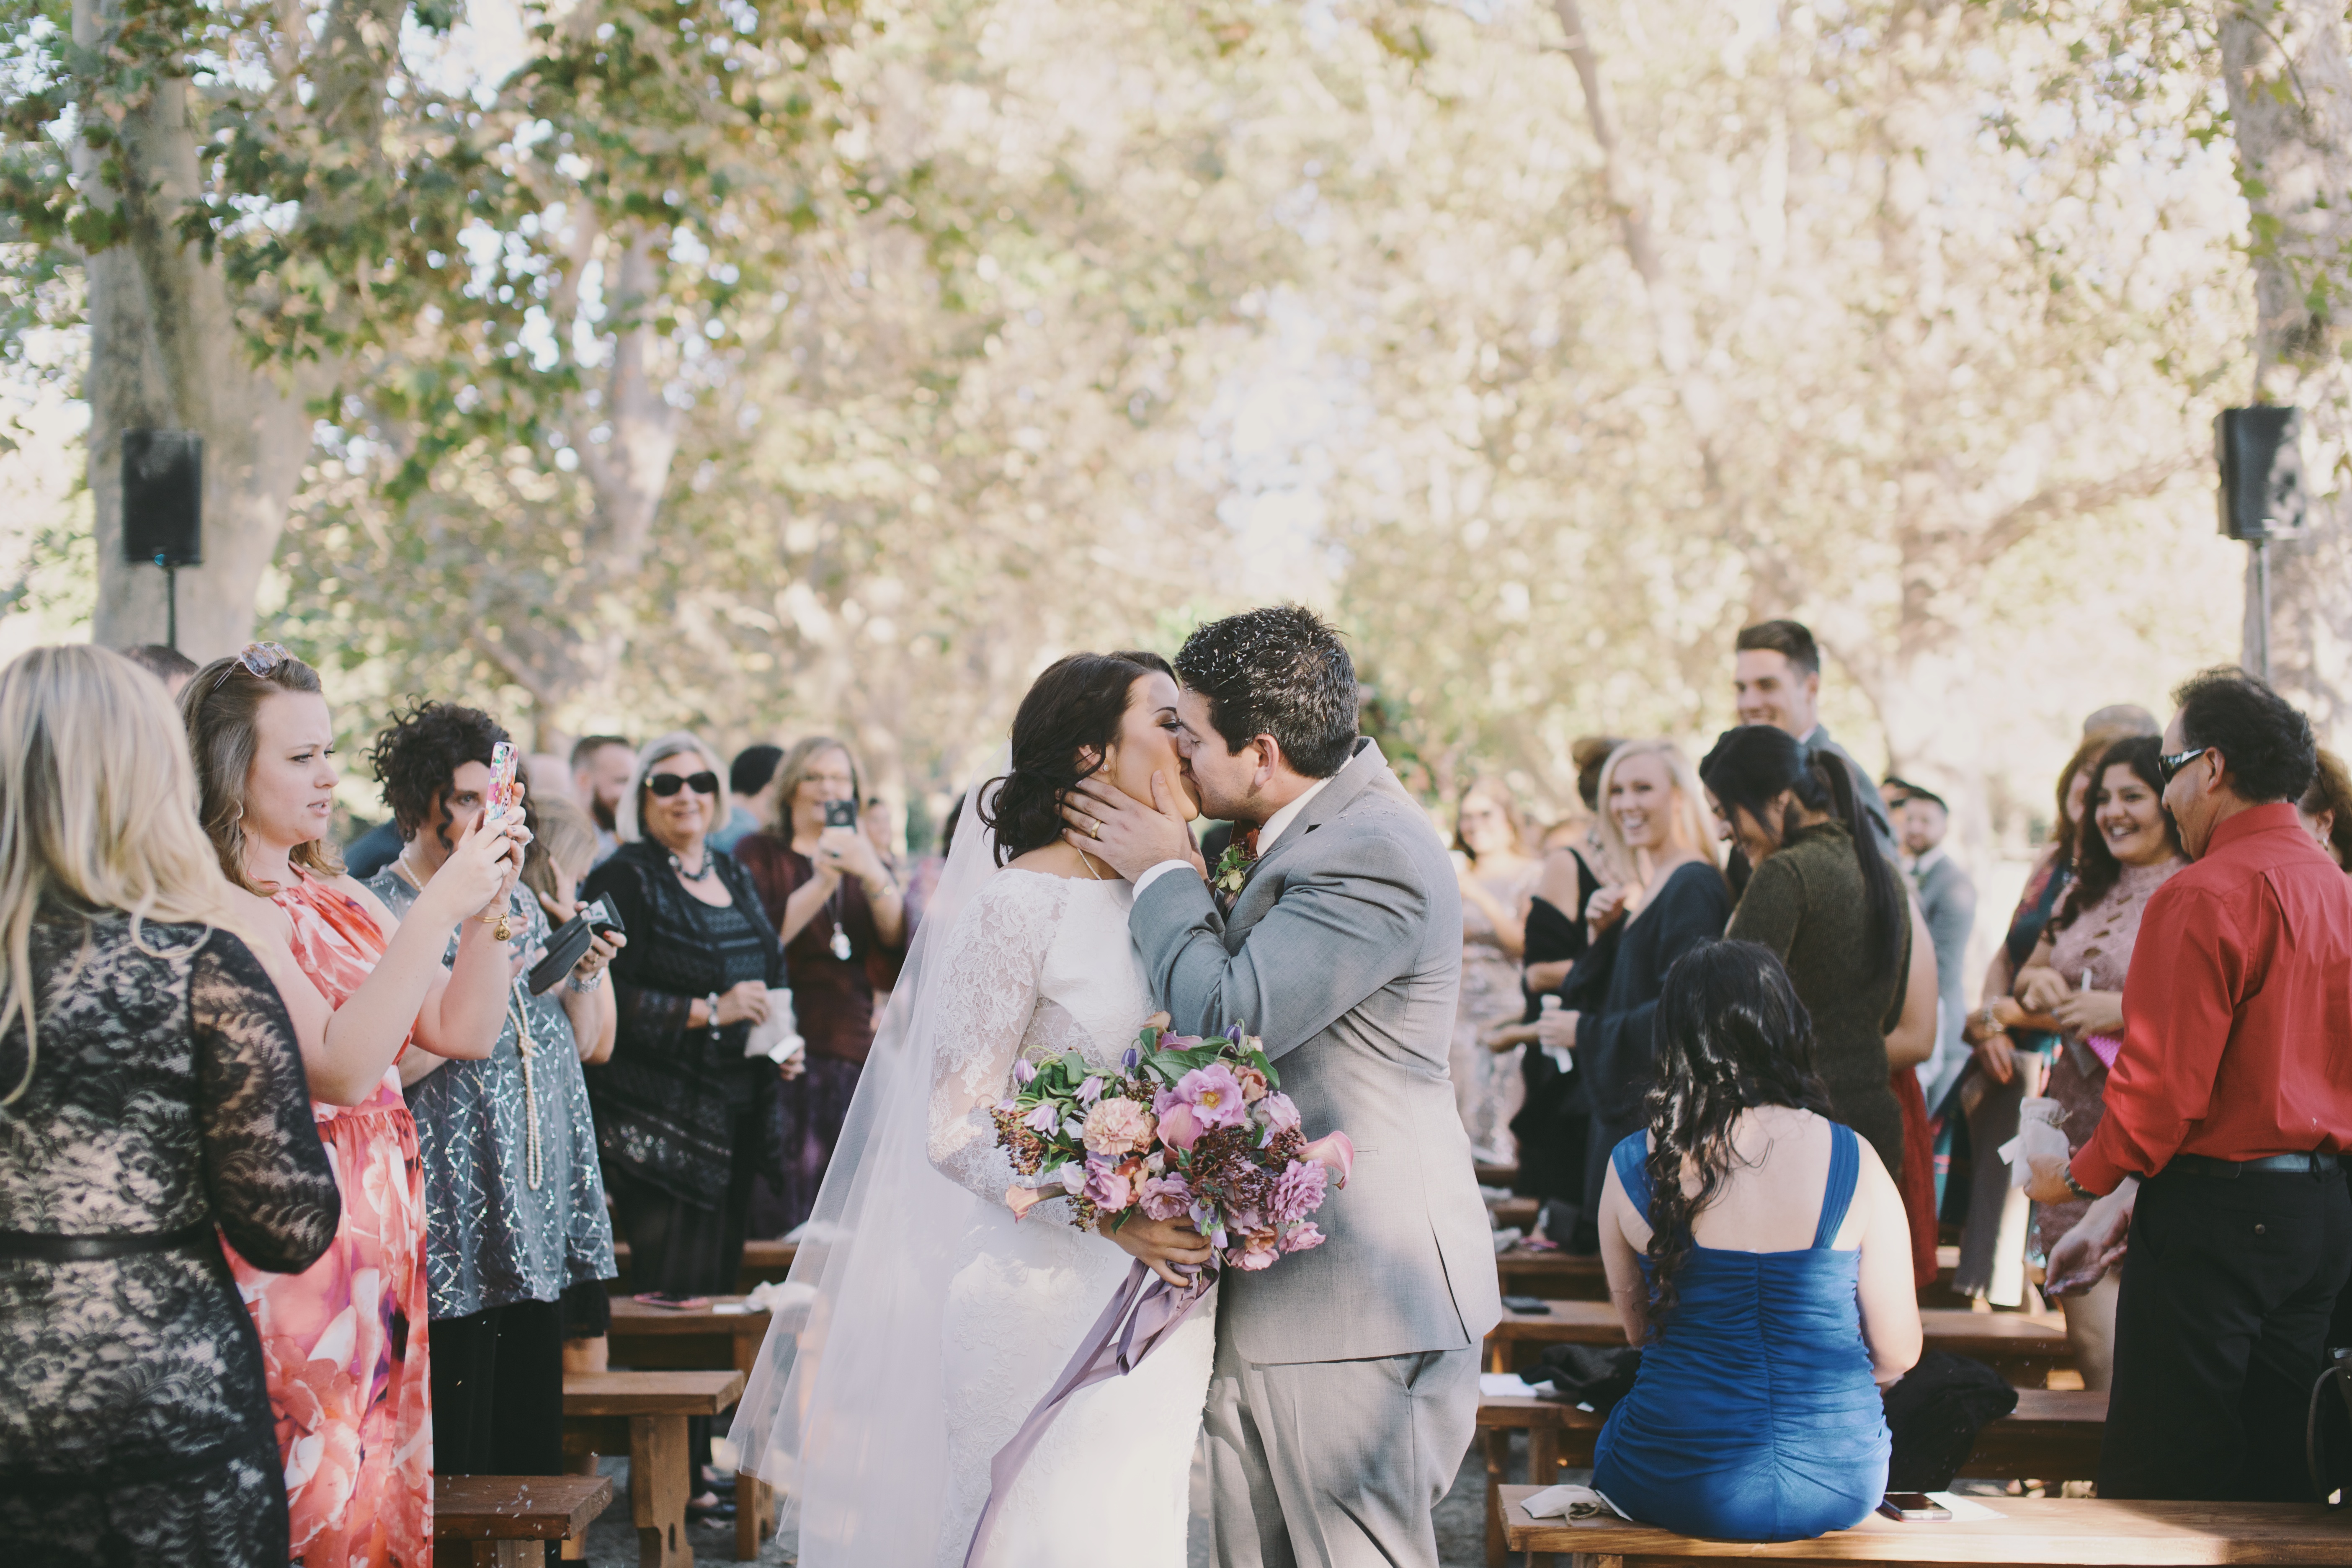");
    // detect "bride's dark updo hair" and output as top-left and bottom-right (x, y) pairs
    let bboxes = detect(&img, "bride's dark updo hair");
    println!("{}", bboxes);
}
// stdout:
(984, 649), (1174, 865)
